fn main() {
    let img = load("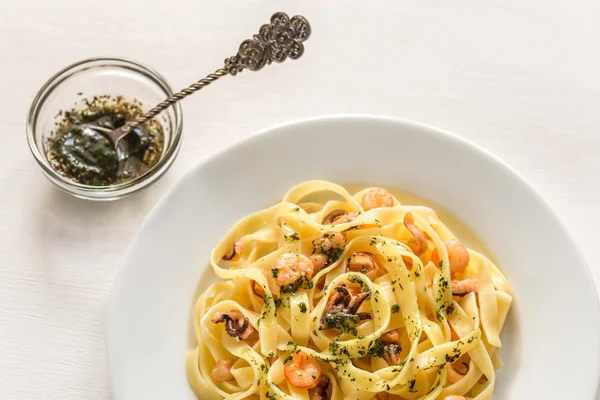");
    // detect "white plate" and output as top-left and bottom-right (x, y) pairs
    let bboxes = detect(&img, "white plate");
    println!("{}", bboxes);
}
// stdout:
(108, 116), (600, 399)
